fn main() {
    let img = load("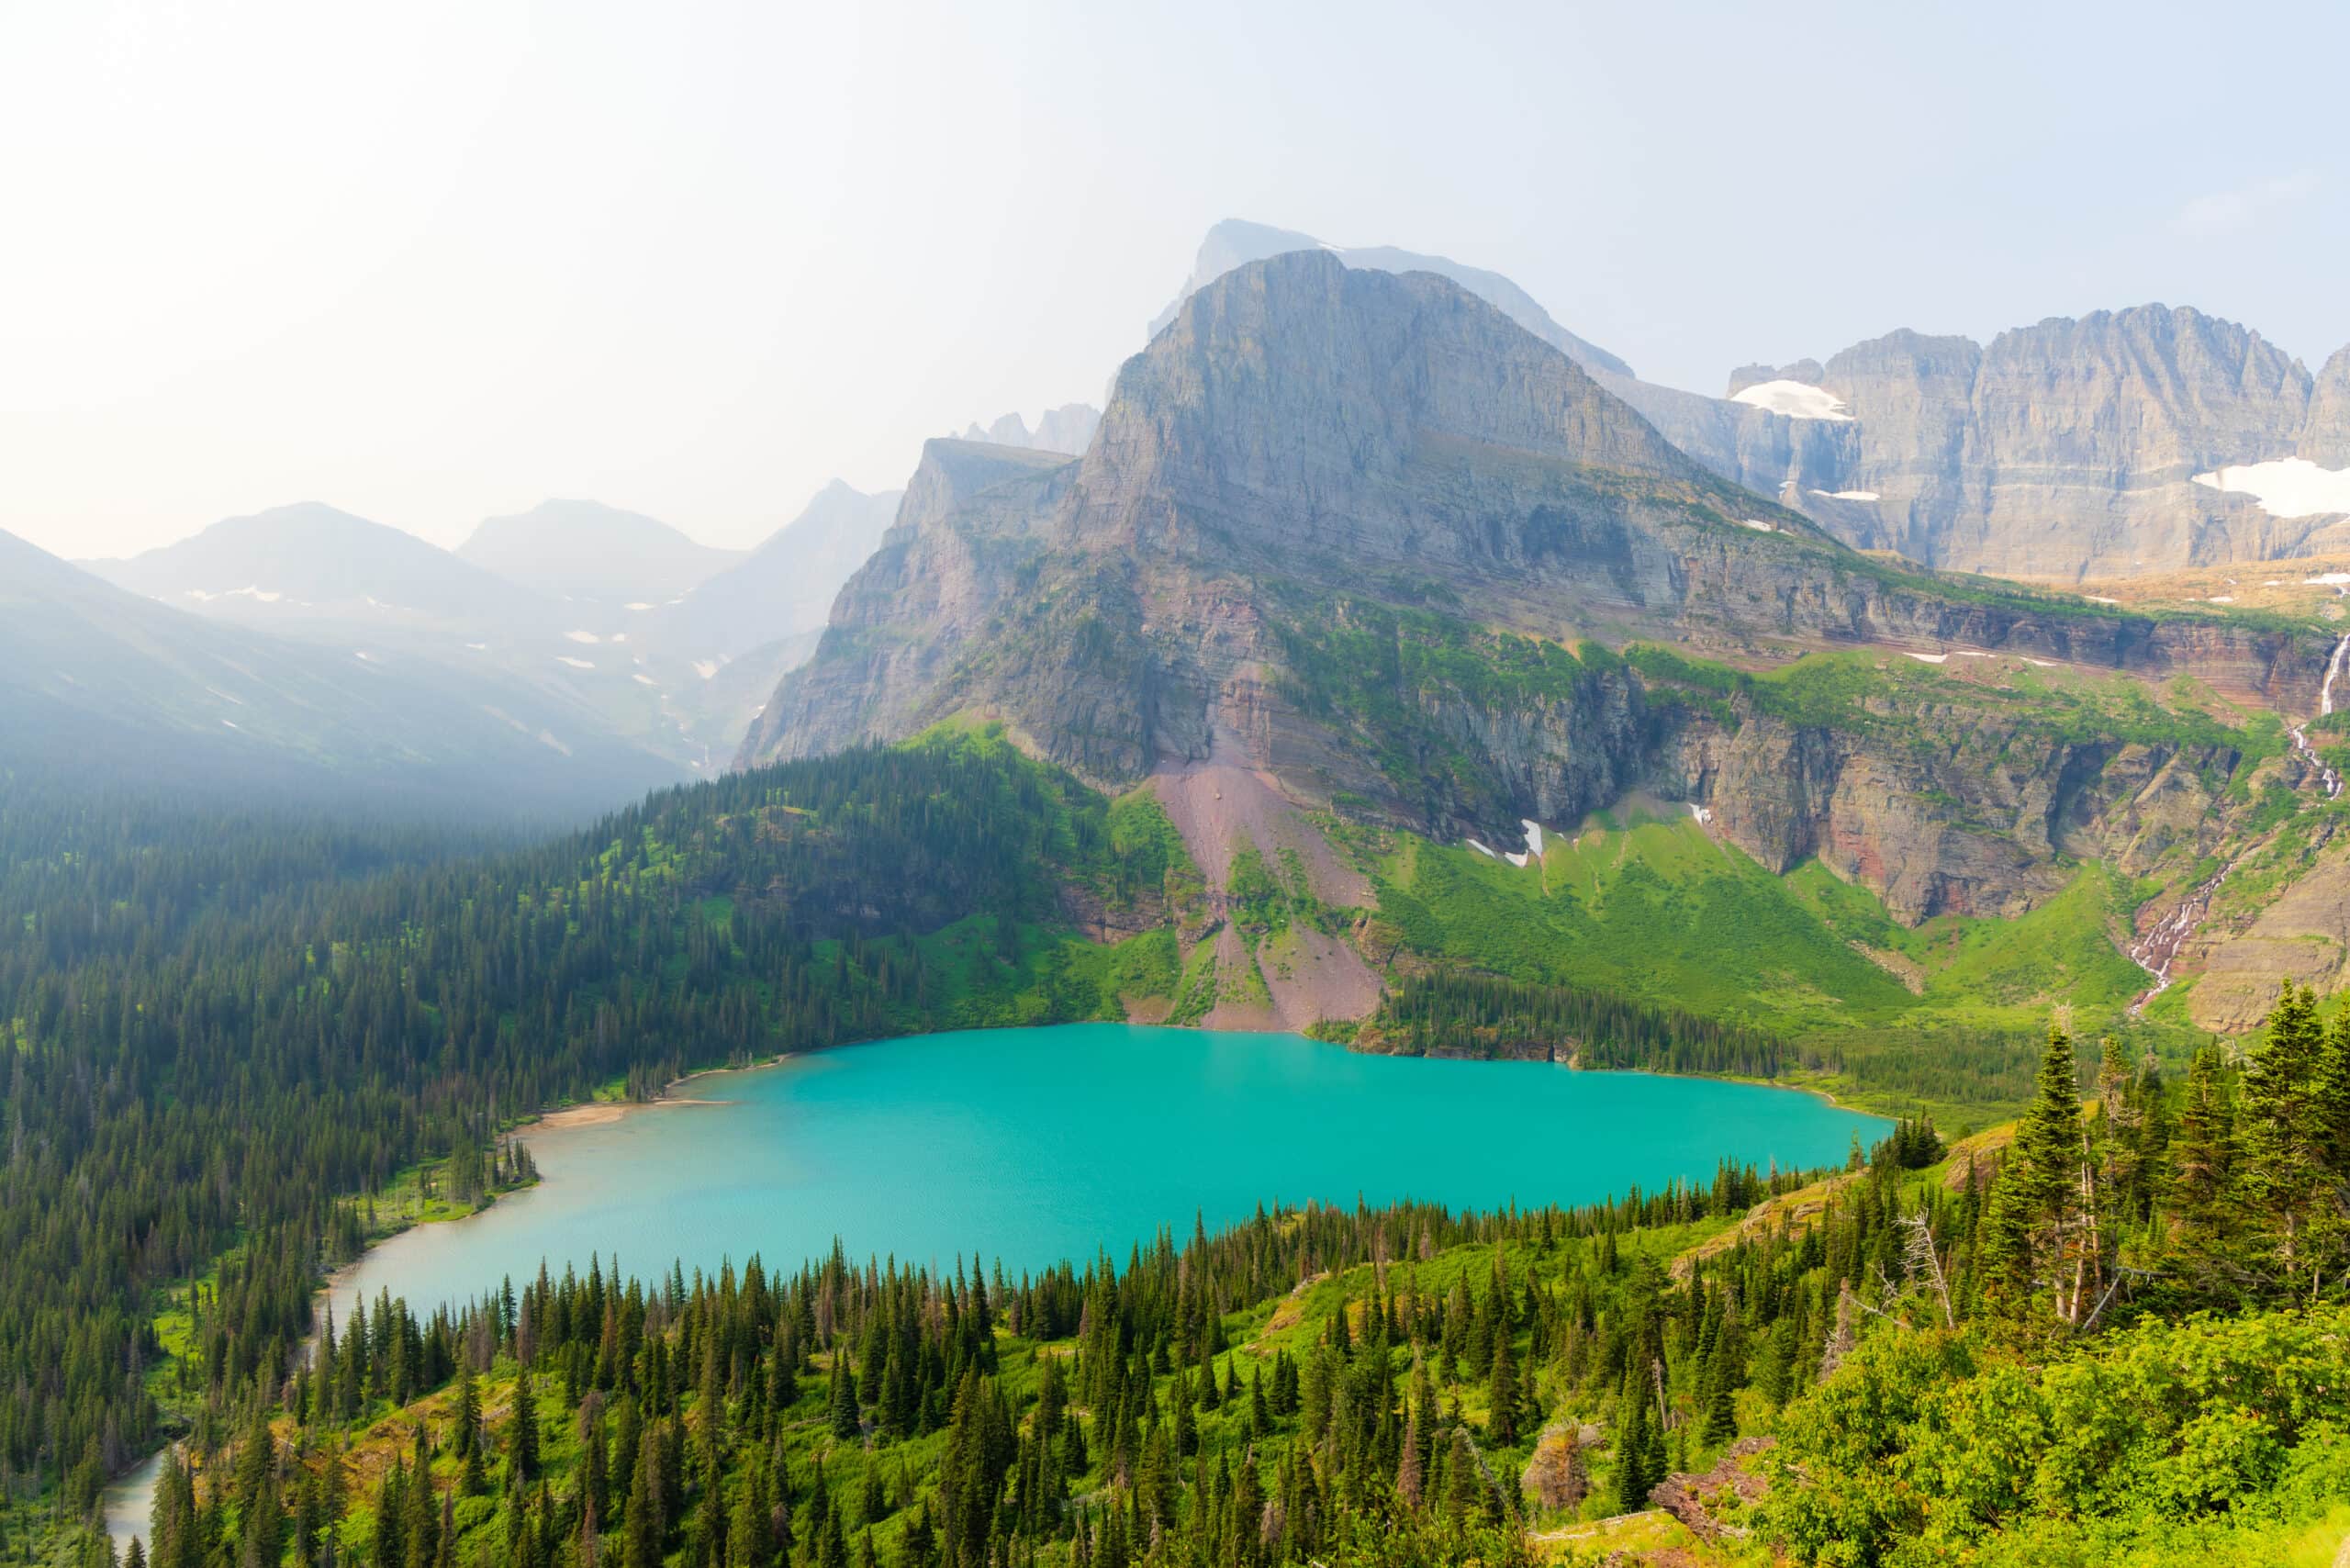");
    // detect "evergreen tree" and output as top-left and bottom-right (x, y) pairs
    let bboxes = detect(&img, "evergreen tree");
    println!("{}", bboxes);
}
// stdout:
(2242, 983), (2337, 1292)
(829, 1347), (861, 1439)
(511, 1365), (543, 1484)
(1486, 1322), (1519, 1445)
(1979, 1027), (2085, 1318)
